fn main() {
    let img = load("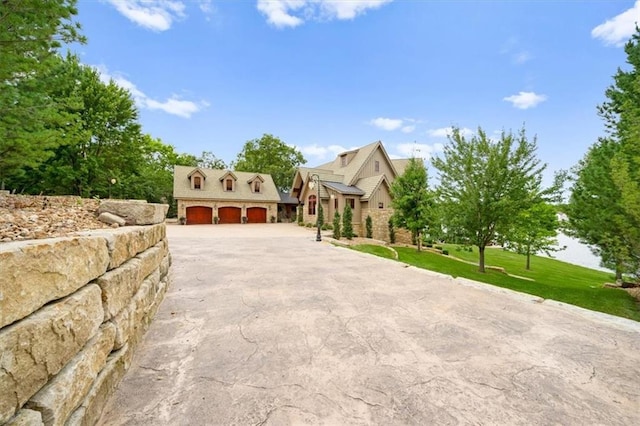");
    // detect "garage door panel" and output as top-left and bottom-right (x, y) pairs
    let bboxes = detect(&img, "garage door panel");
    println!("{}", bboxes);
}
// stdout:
(247, 207), (267, 223)
(186, 206), (212, 225)
(218, 207), (241, 224)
